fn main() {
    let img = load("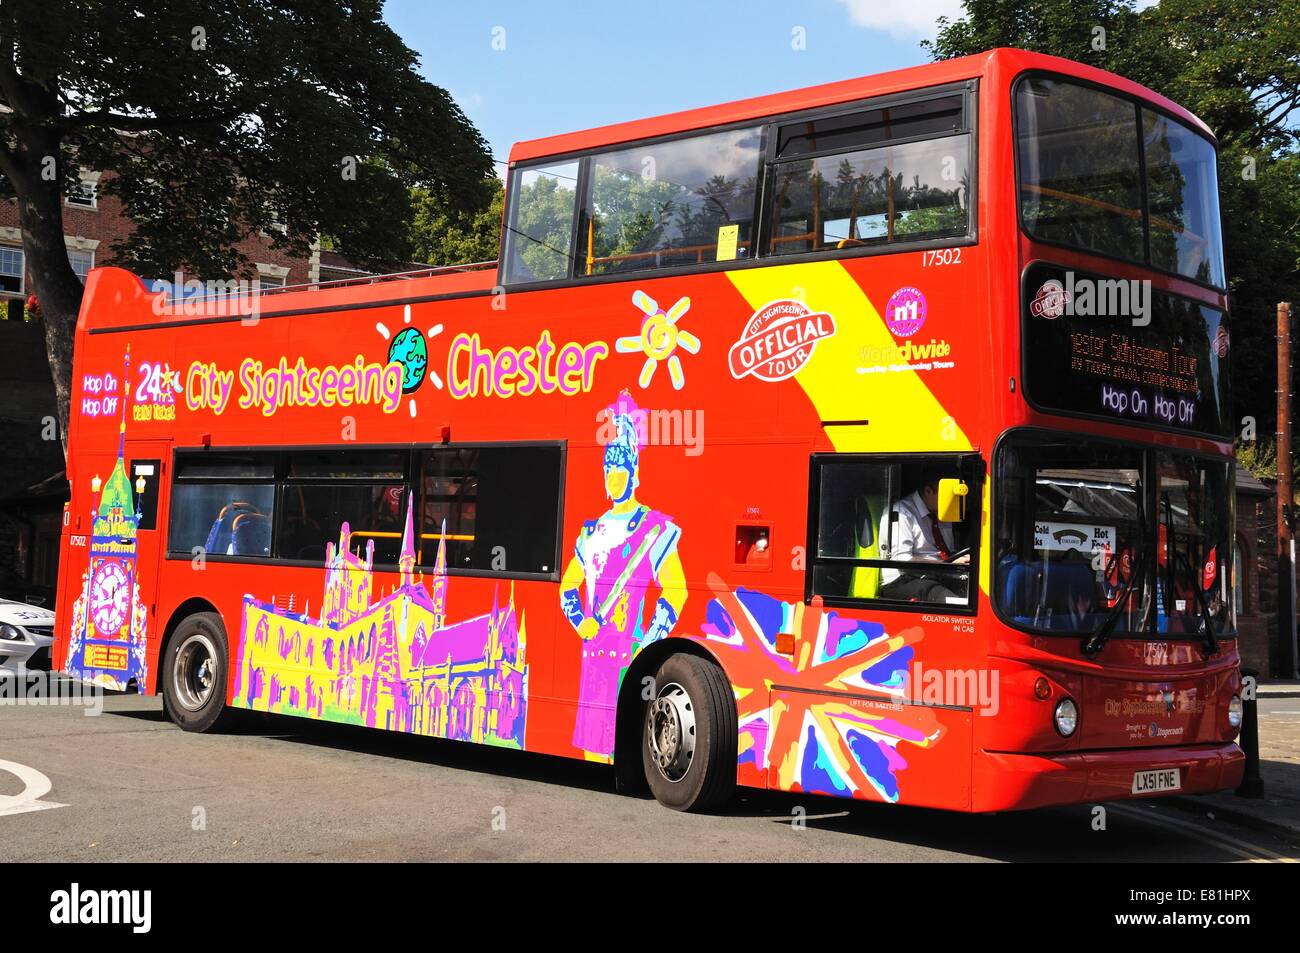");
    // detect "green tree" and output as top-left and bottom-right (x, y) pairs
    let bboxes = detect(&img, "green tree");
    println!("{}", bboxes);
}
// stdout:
(0, 0), (492, 452)
(924, 0), (1300, 434)
(409, 176), (504, 268)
